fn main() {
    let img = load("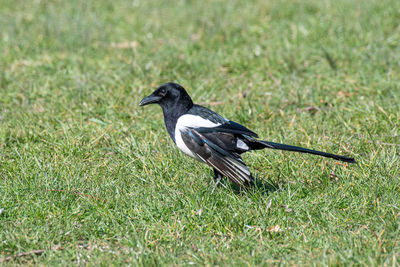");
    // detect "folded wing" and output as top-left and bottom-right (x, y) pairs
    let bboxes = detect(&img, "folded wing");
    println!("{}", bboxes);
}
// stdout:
(180, 128), (253, 186)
